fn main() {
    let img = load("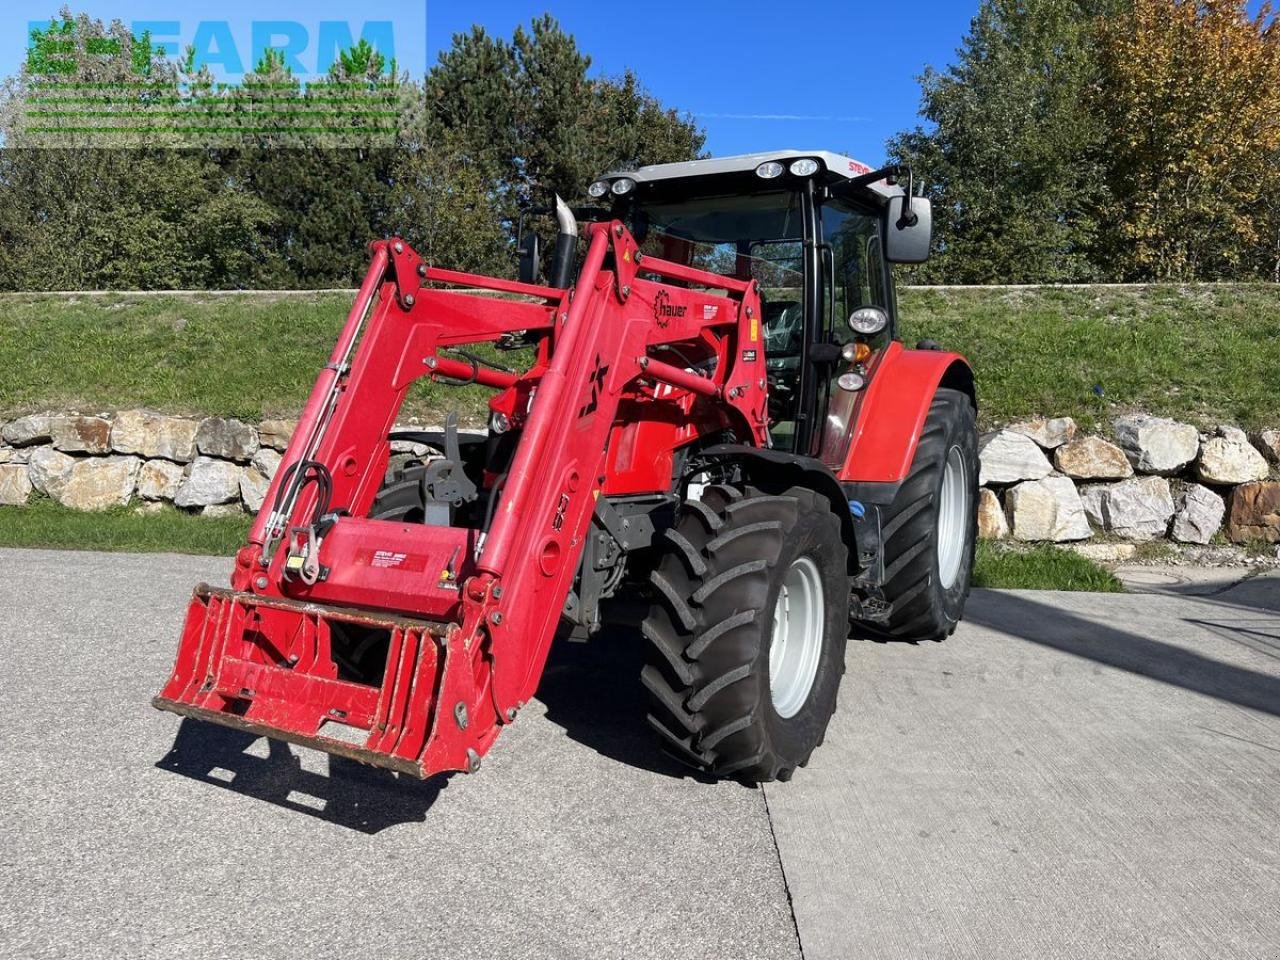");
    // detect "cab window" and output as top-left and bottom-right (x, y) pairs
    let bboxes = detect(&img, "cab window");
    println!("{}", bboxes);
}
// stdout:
(817, 200), (891, 463)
